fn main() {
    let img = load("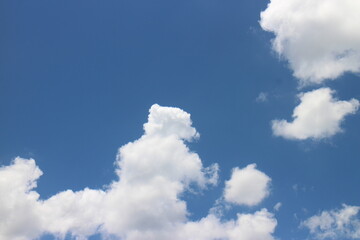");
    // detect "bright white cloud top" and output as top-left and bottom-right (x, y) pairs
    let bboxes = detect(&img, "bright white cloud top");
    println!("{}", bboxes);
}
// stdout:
(302, 204), (360, 239)
(260, 0), (360, 85)
(0, 104), (277, 240)
(272, 88), (359, 140)
(224, 164), (271, 206)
